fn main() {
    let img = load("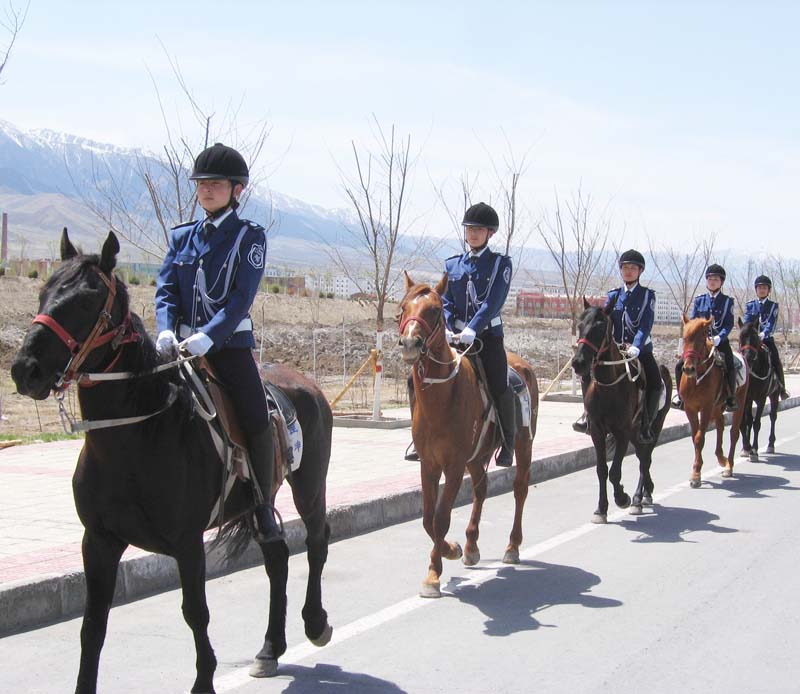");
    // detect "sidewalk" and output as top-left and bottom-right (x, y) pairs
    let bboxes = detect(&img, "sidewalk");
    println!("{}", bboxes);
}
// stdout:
(2, 376), (798, 635)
